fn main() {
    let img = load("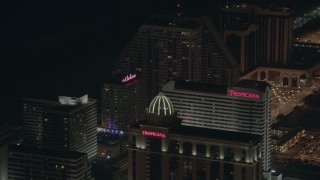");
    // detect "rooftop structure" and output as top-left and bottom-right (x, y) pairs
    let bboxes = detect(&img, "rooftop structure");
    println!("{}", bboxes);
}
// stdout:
(148, 92), (174, 116)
